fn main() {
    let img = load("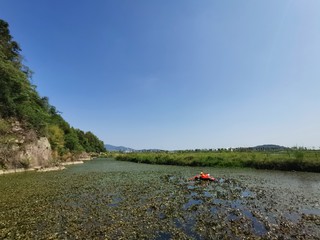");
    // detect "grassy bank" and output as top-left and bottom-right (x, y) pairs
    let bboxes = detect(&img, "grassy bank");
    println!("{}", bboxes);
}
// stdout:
(113, 150), (320, 172)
